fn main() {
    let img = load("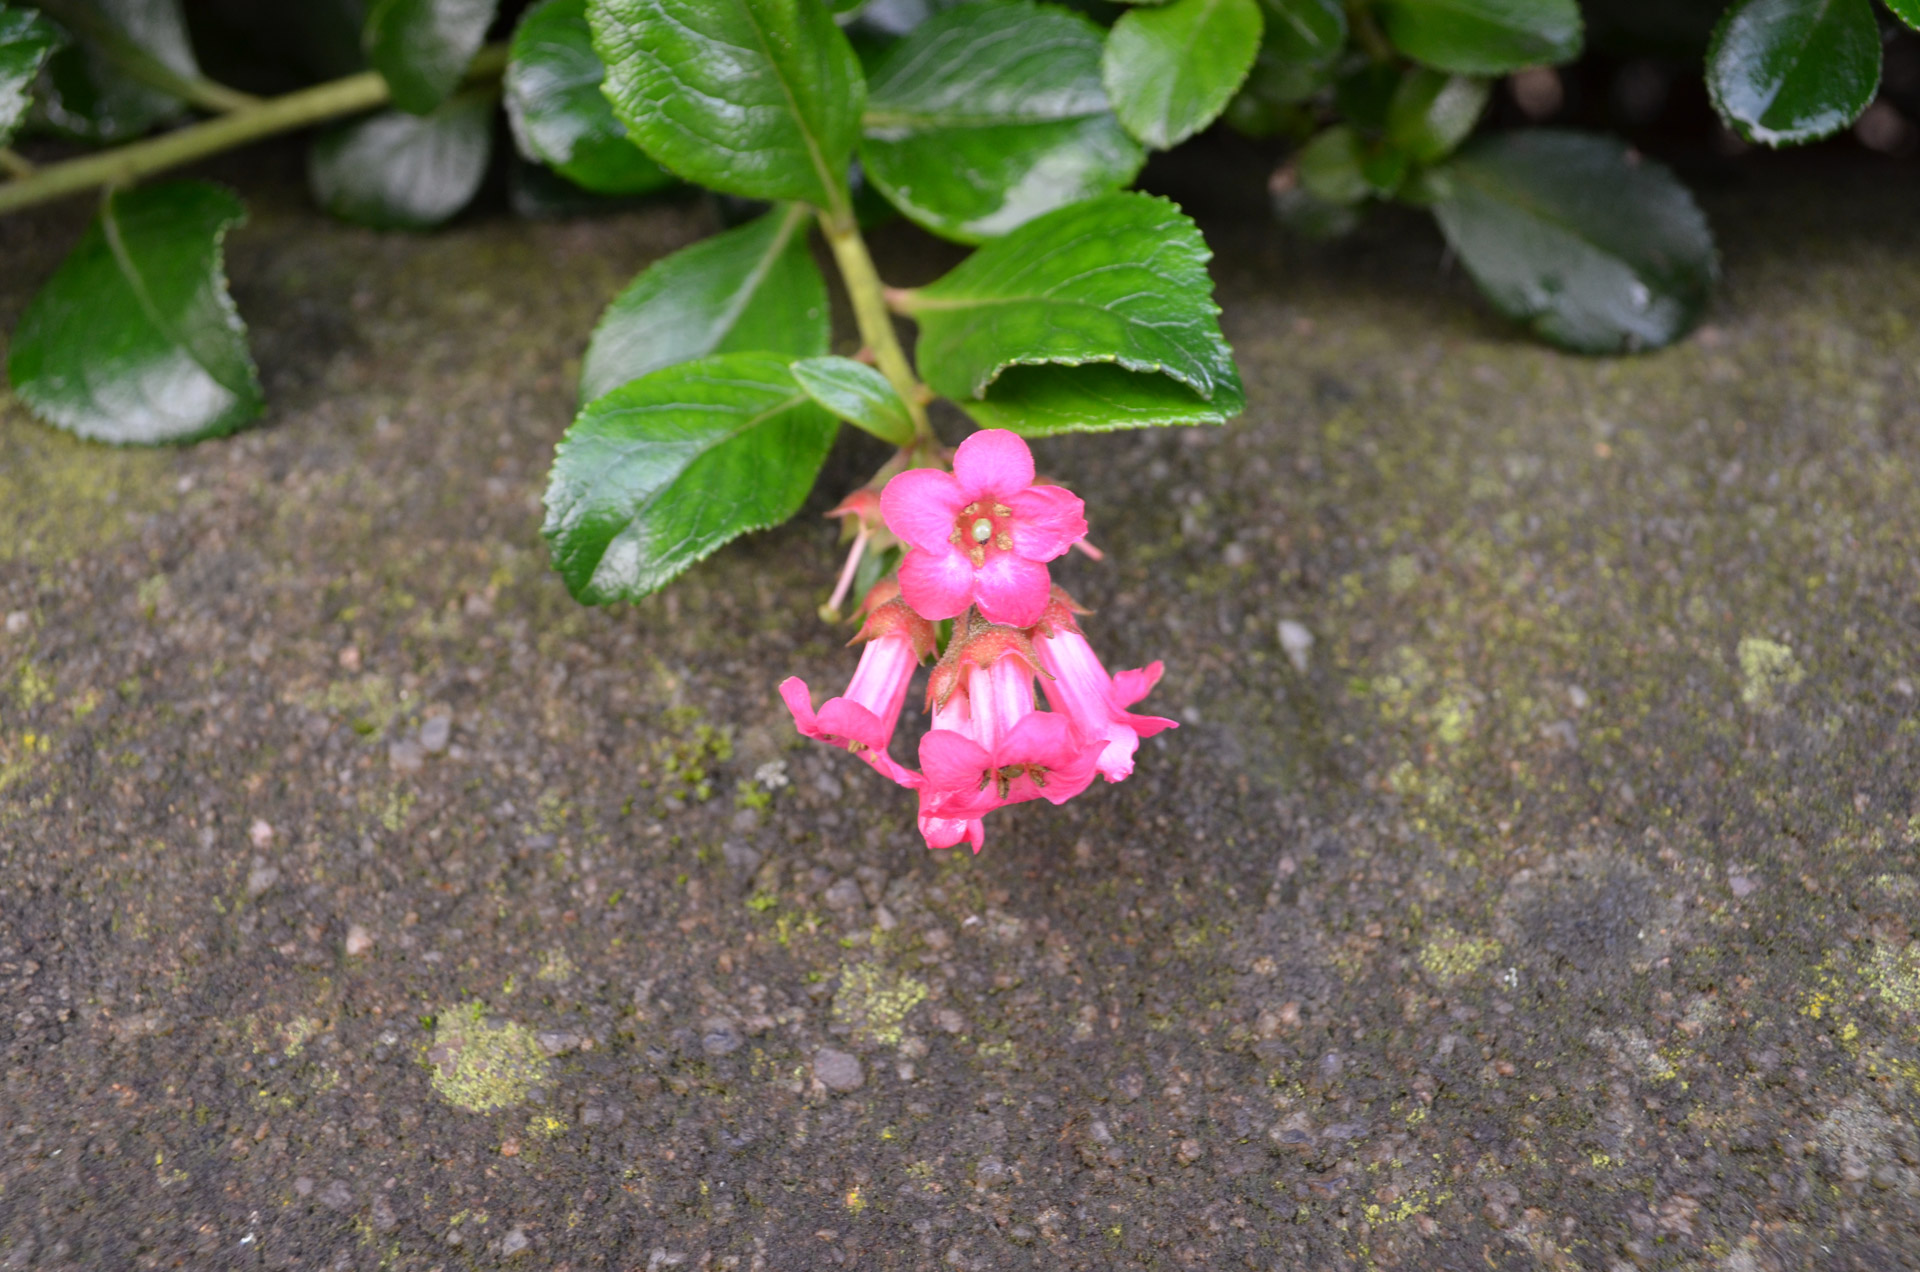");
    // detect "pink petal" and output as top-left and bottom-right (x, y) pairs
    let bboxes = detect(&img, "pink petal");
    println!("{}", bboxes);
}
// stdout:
(1093, 729), (1141, 783)
(995, 711), (1083, 771)
(1110, 661), (1165, 709)
(1117, 710), (1177, 740)
(970, 552), (1050, 627)
(880, 467), (966, 553)
(779, 677), (819, 734)
(856, 746), (923, 789)
(898, 545), (976, 621)
(951, 429), (1034, 498)
(1006, 485), (1087, 561)
(918, 812), (985, 853)
(814, 697), (889, 751)
(918, 728), (990, 792)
